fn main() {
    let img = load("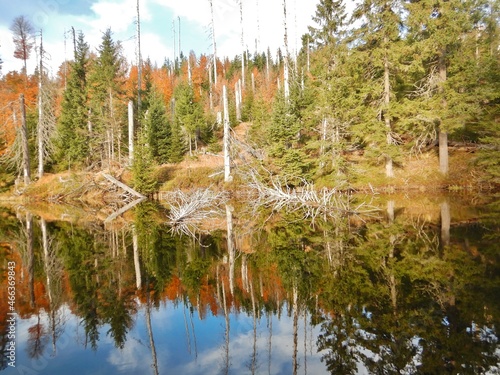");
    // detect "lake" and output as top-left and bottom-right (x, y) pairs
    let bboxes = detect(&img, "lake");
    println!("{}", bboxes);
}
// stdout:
(1, 192), (499, 374)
